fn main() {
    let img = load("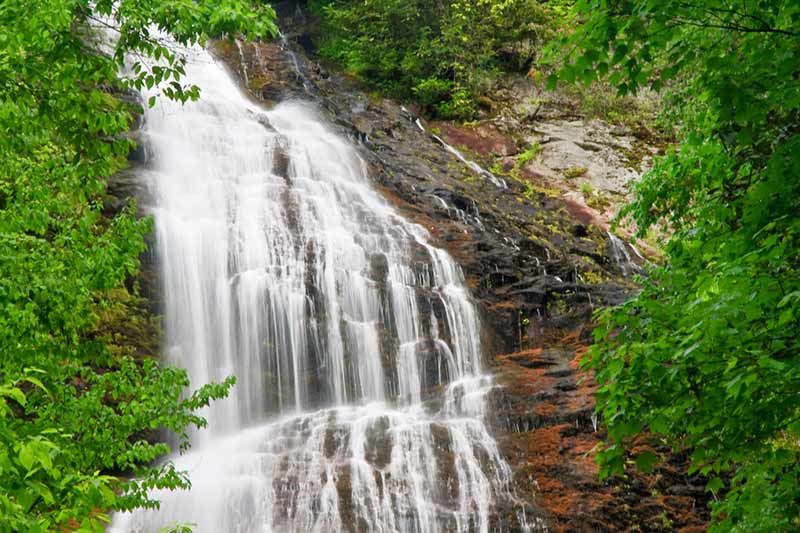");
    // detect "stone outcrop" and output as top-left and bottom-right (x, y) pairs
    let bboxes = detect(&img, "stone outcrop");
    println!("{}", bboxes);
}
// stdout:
(103, 90), (162, 358)
(152, 3), (707, 528)
(488, 330), (709, 532)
